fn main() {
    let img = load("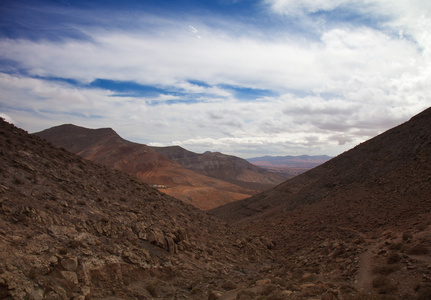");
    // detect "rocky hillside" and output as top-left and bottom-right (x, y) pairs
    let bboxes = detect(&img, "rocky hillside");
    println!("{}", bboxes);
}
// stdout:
(211, 107), (431, 224)
(34, 124), (257, 210)
(0, 118), (278, 299)
(211, 106), (431, 299)
(152, 145), (289, 190)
